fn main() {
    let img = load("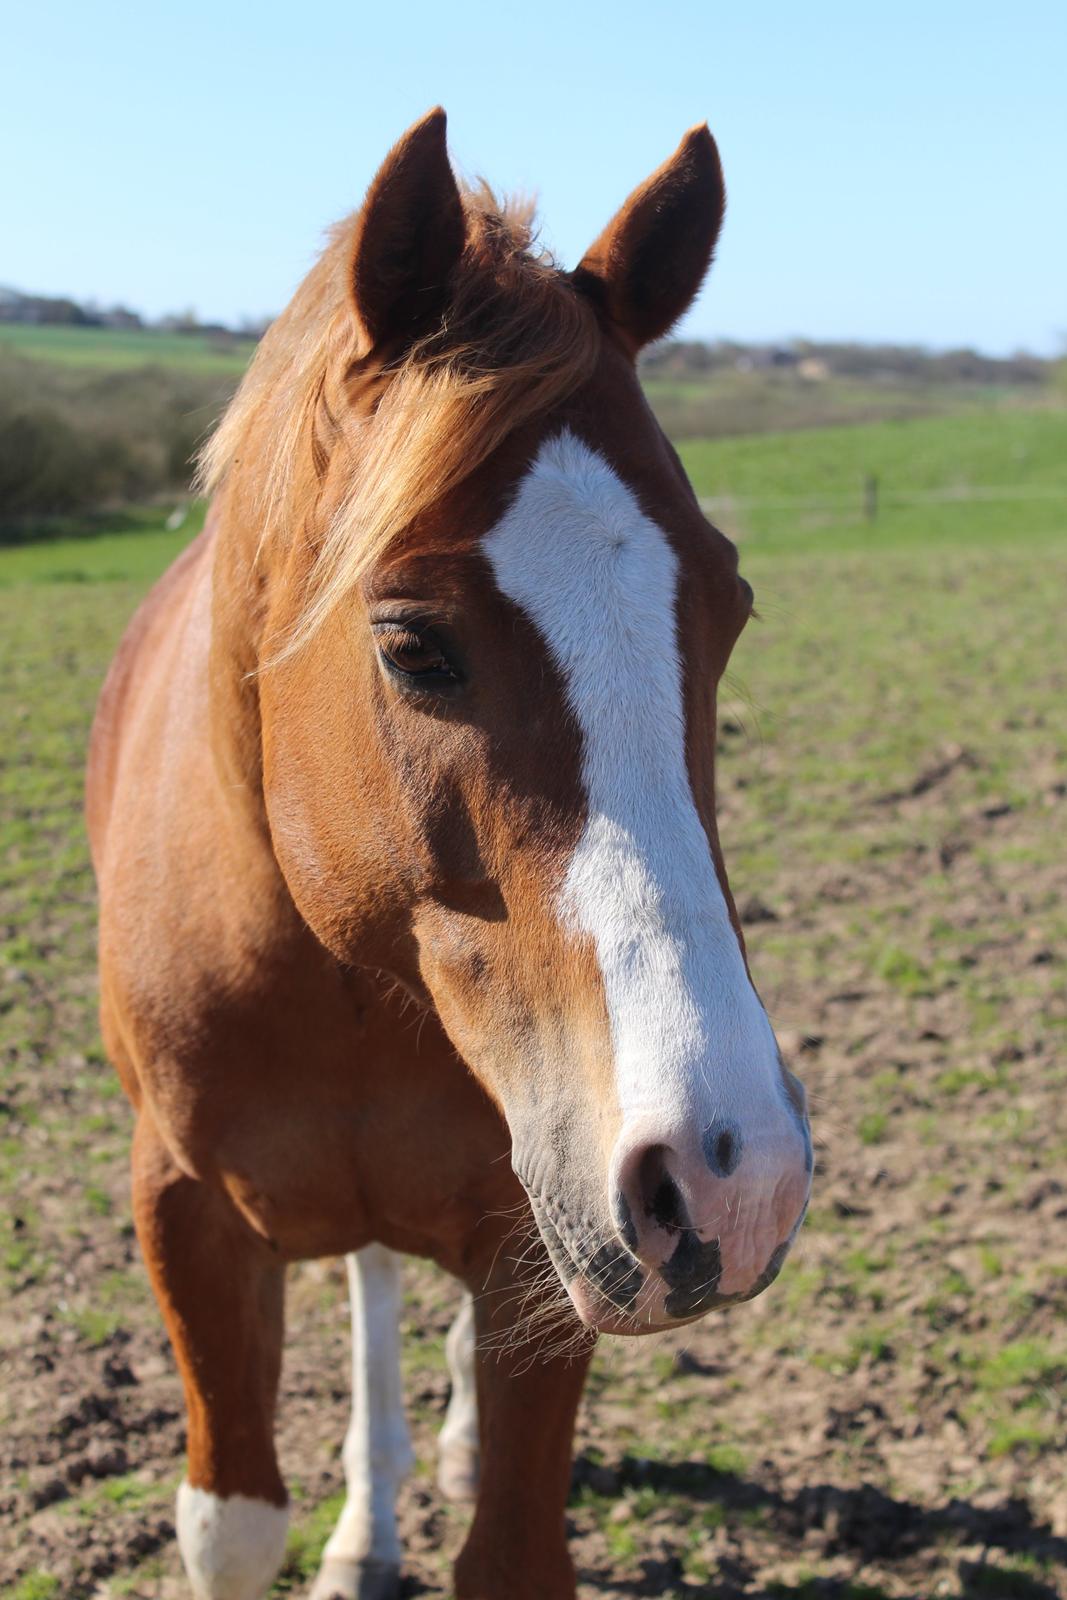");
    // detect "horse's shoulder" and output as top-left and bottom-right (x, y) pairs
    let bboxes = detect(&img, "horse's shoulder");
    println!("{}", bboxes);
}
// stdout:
(87, 517), (218, 859)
